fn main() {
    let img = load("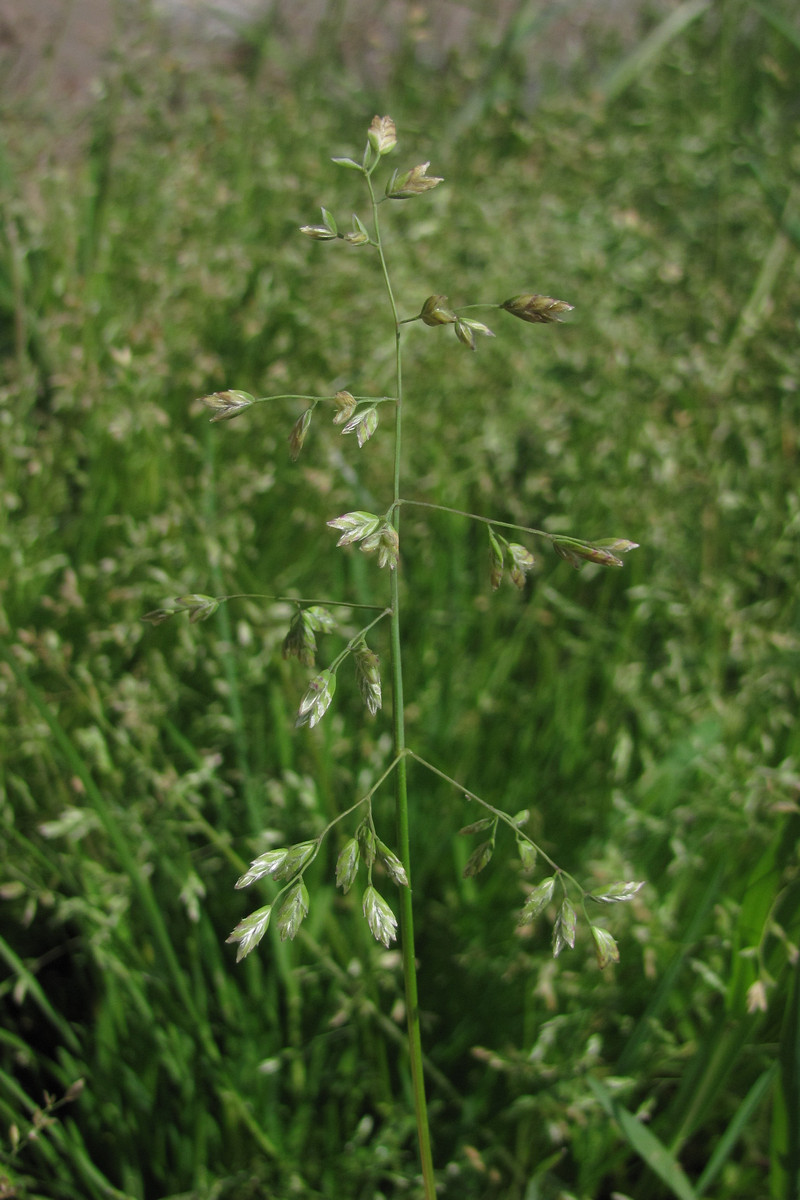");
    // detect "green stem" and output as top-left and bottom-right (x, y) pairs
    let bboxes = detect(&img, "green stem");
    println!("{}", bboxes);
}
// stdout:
(327, 609), (391, 673)
(219, 593), (386, 611)
(203, 429), (261, 836)
(368, 173), (436, 1198)
(318, 752), (407, 840)
(250, 392), (396, 404)
(407, 749), (579, 886)
(398, 497), (553, 542)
